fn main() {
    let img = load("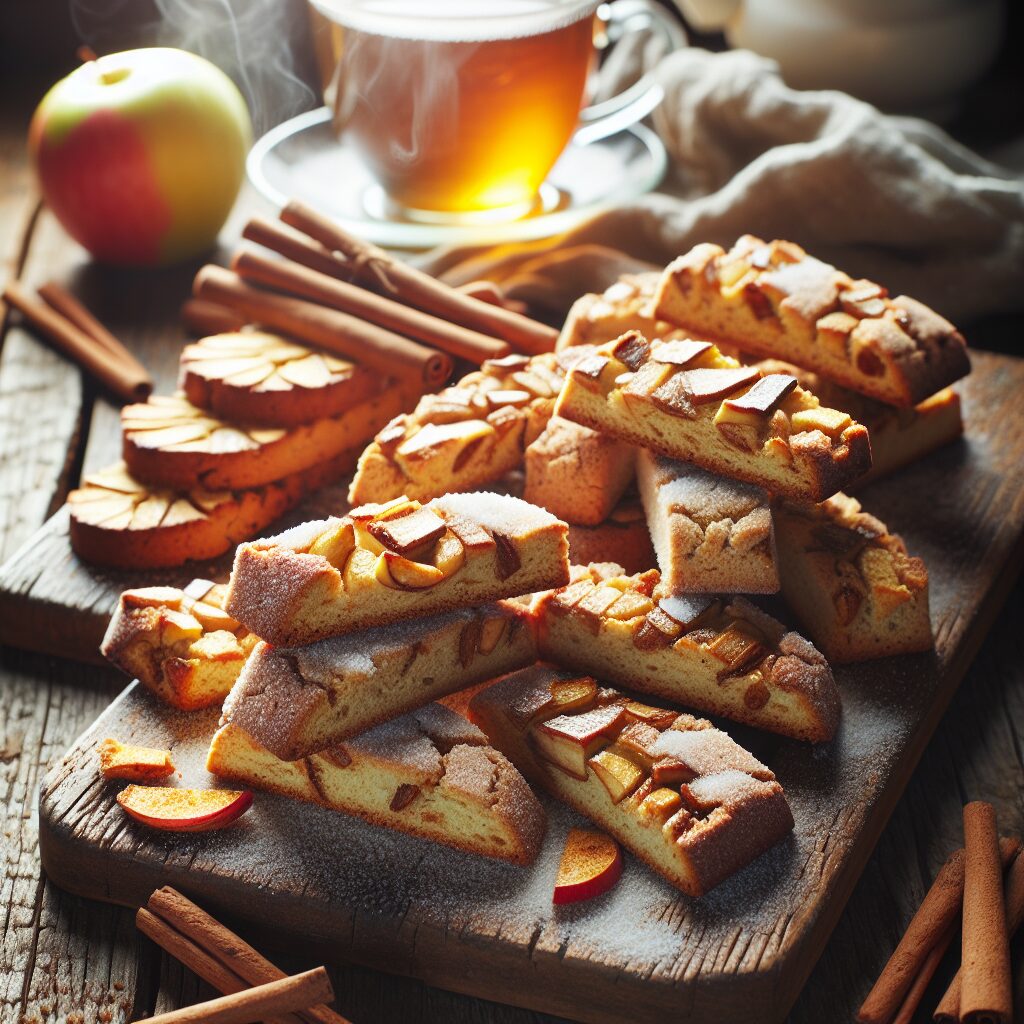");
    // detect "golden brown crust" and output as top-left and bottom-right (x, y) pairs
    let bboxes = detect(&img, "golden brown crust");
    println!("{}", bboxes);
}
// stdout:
(557, 274), (674, 350)
(180, 330), (383, 427)
(555, 332), (872, 502)
(469, 664), (793, 895)
(69, 453), (357, 570)
(655, 237), (970, 407)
